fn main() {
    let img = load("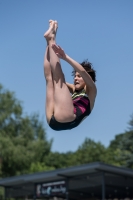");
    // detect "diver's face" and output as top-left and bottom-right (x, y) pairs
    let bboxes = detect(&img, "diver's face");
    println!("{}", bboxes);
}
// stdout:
(74, 72), (85, 90)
